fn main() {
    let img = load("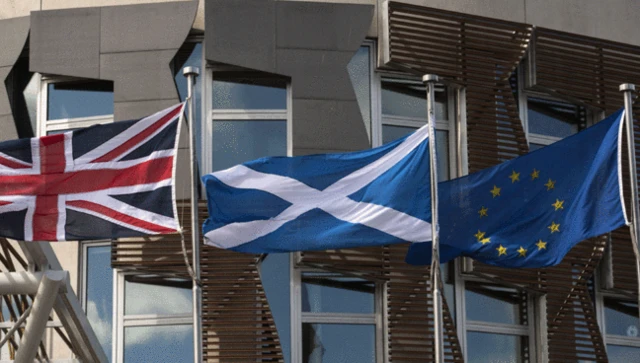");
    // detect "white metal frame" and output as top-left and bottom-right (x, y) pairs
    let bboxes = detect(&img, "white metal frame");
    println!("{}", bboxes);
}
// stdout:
(374, 74), (458, 180)
(456, 271), (537, 362)
(290, 261), (385, 363)
(202, 69), (290, 177)
(37, 76), (114, 137)
(112, 271), (192, 362)
(594, 279), (640, 354)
